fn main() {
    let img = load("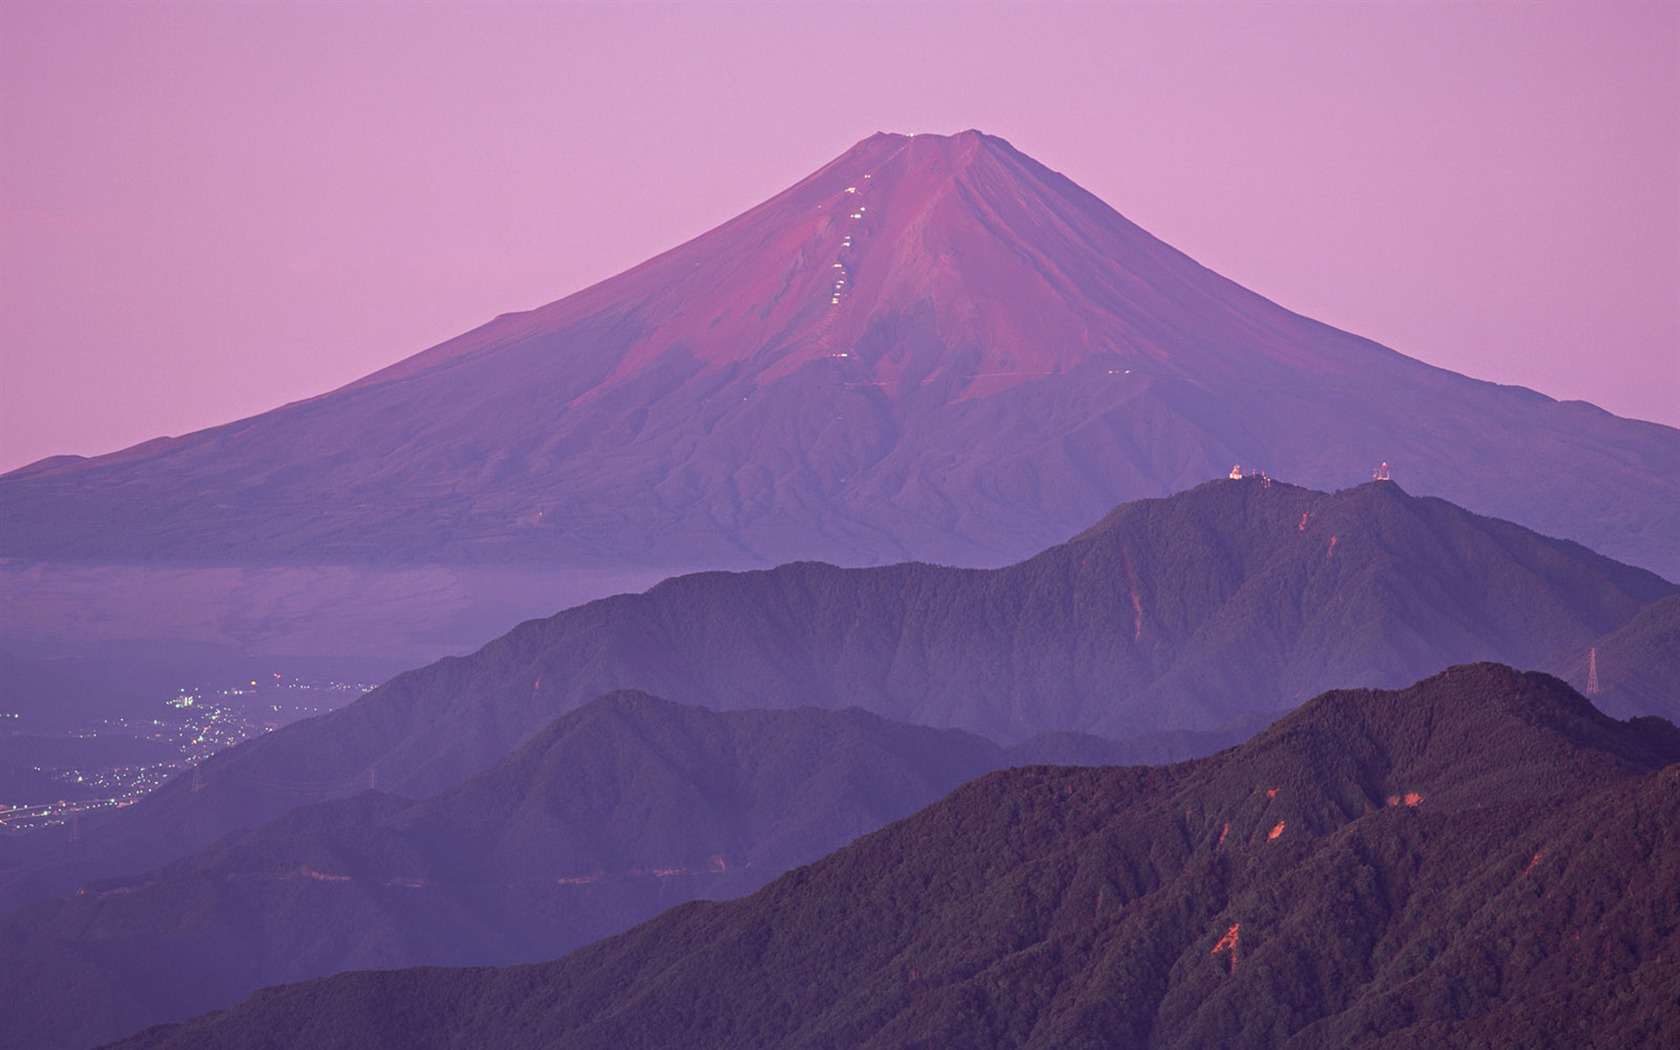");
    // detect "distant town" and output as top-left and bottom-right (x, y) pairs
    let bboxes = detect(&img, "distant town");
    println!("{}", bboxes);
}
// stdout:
(0, 675), (371, 833)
